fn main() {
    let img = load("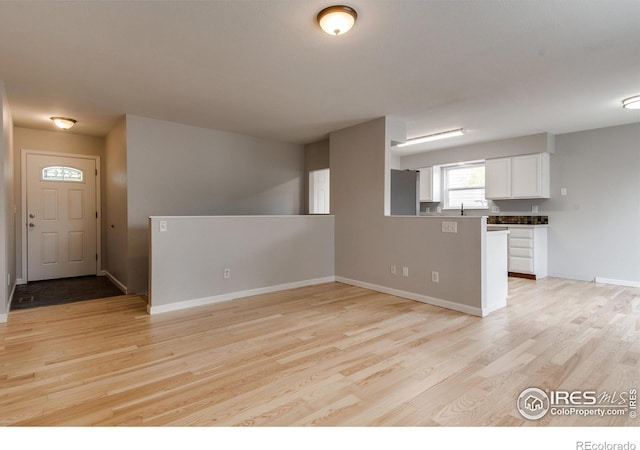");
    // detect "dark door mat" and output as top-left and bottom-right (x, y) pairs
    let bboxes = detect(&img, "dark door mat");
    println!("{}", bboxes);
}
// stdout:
(11, 275), (124, 311)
